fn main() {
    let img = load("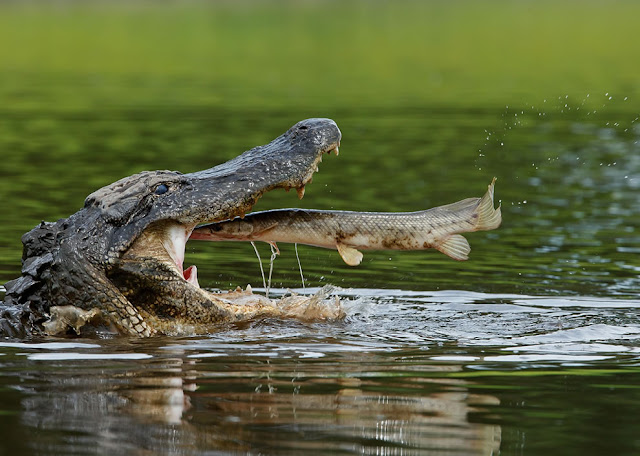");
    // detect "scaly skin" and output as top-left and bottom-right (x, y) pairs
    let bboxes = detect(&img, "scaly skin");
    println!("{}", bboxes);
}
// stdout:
(192, 179), (502, 265)
(0, 118), (342, 338)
